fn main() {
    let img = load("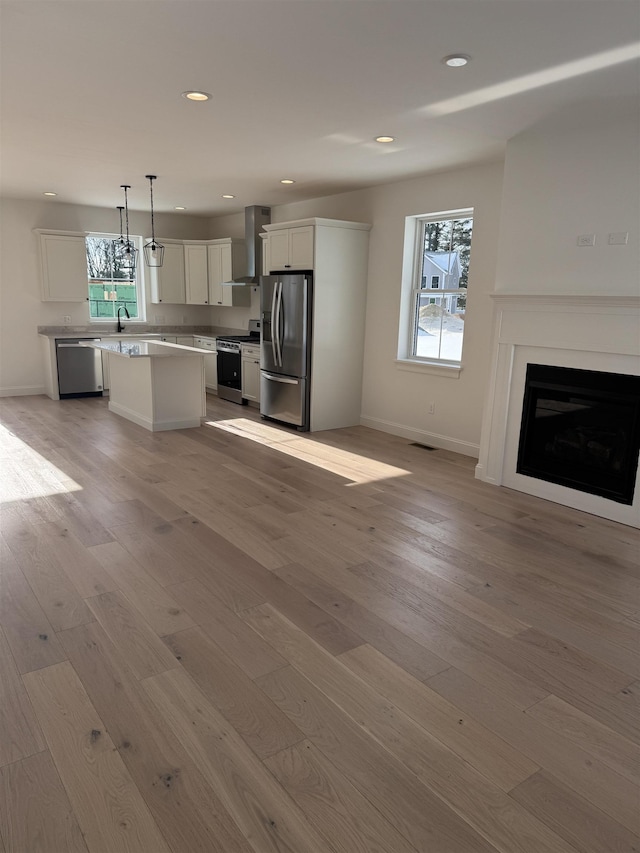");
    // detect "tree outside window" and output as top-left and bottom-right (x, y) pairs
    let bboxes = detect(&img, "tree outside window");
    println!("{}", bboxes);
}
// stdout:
(86, 234), (144, 321)
(411, 213), (473, 363)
